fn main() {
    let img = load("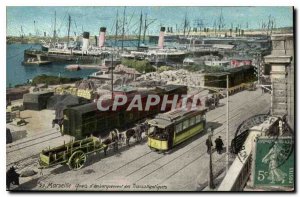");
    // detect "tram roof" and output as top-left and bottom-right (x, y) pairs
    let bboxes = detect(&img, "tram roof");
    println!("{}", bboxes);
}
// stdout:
(148, 108), (207, 128)
(204, 65), (254, 77)
(148, 118), (173, 128)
